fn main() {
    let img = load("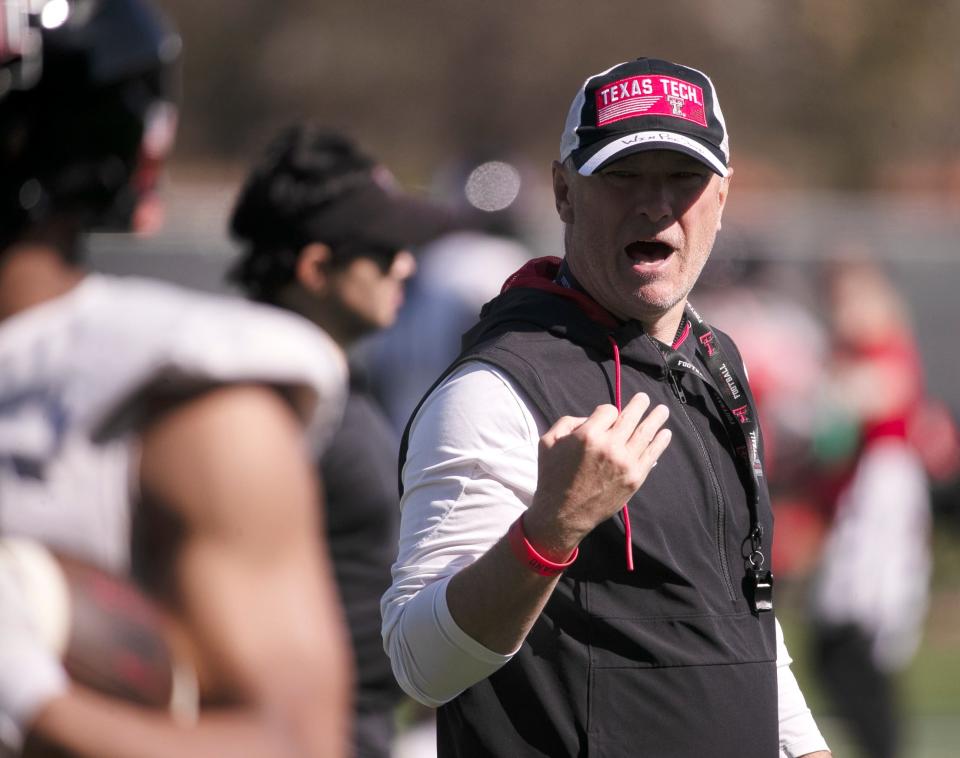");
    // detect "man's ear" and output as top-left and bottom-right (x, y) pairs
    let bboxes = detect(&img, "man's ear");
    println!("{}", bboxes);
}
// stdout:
(295, 242), (333, 294)
(552, 161), (576, 224)
(716, 166), (733, 231)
